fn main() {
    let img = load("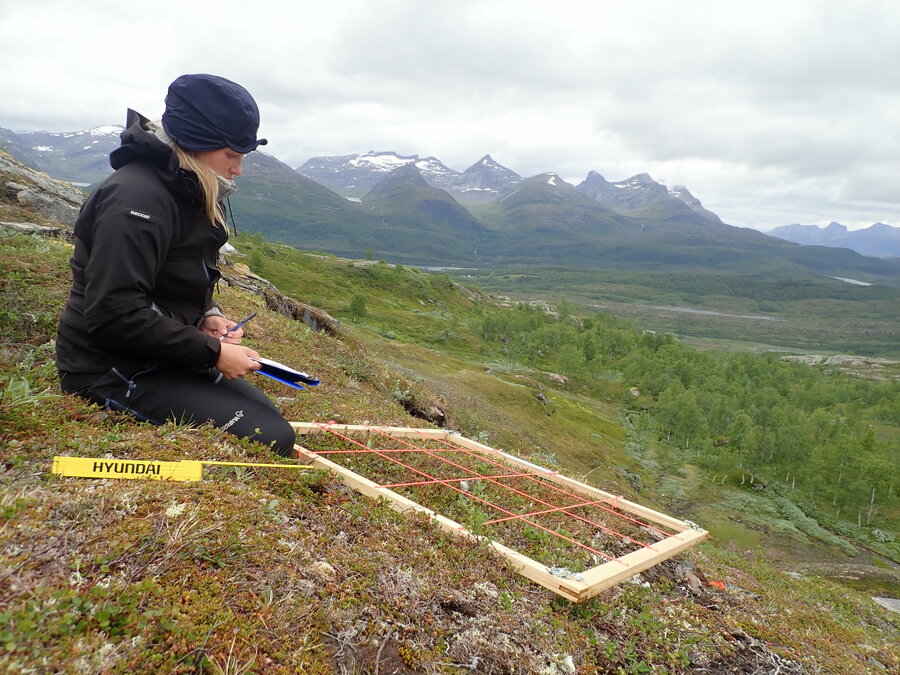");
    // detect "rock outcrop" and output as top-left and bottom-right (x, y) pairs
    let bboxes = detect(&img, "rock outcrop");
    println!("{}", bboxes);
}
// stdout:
(1, 150), (85, 226)
(780, 353), (899, 381)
